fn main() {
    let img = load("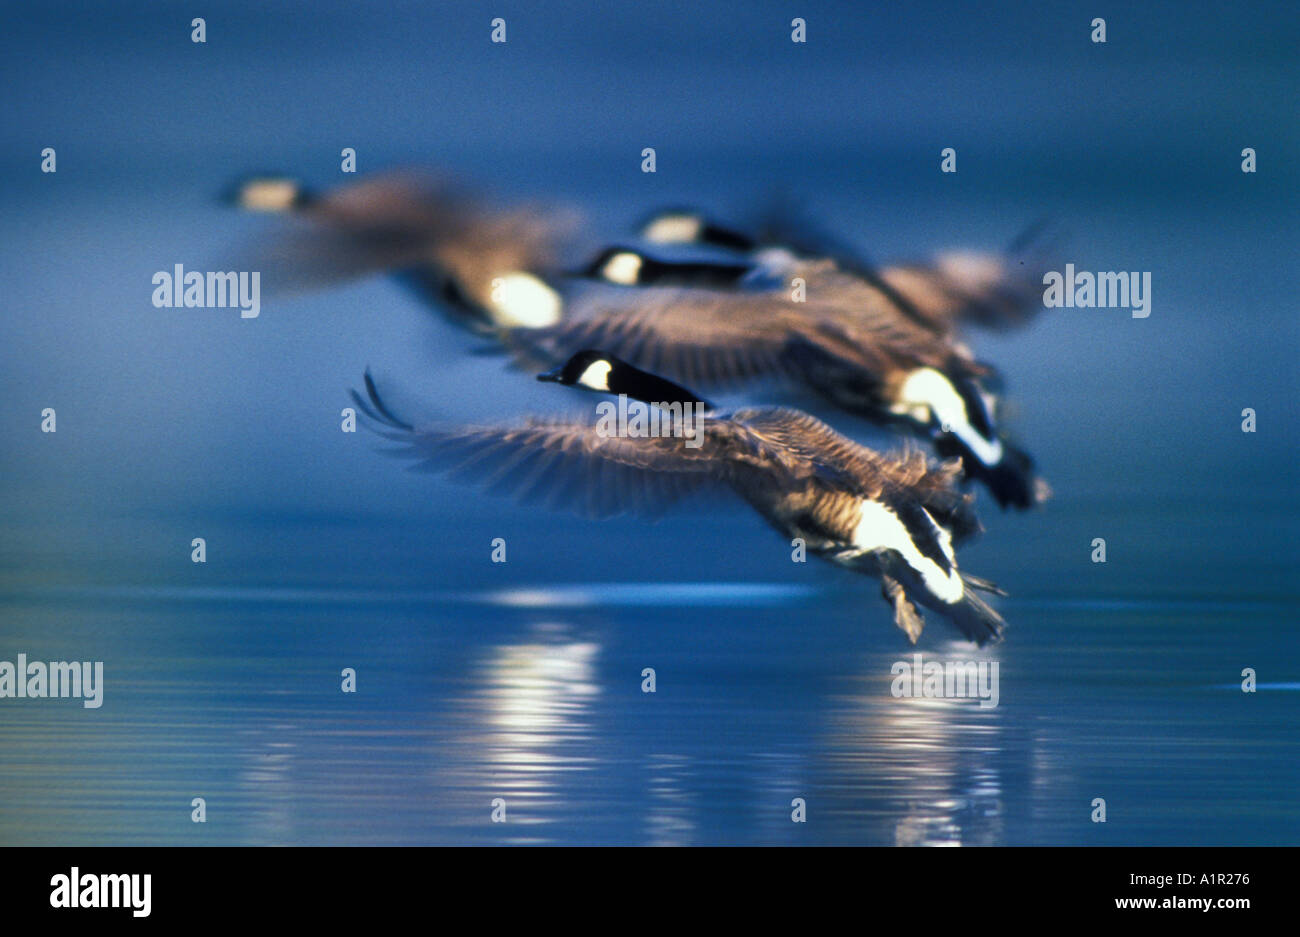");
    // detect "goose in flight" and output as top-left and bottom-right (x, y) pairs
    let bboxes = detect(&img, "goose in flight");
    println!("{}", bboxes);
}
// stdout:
(637, 208), (1051, 335)
(514, 247), (1049, 509)
(229, 171), (582, 331)
(351, 351), (1008, 645)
